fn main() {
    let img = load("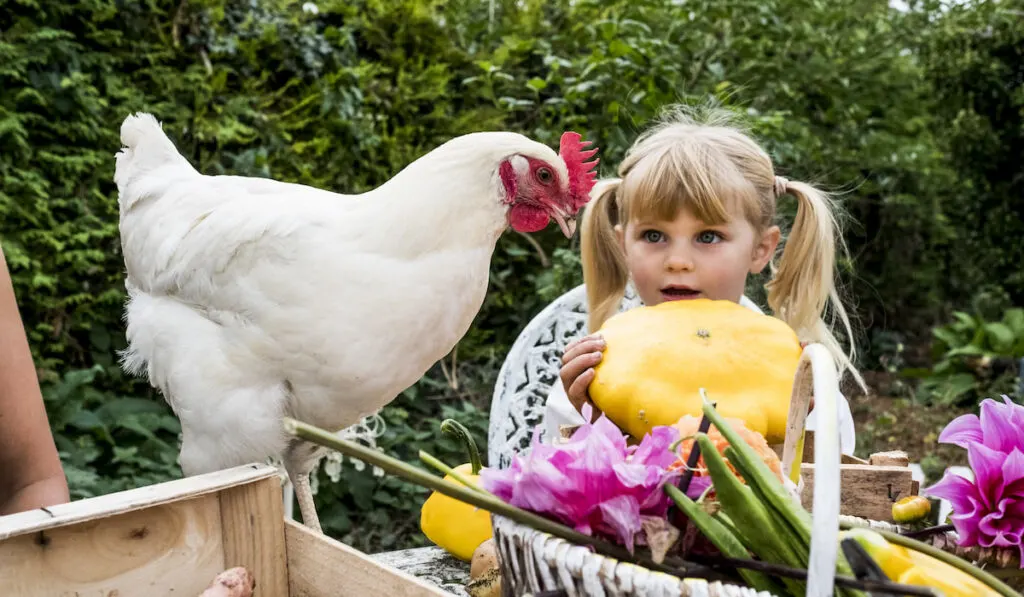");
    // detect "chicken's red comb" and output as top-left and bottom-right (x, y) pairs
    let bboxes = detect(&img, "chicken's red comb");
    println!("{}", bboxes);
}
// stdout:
(559, 131), (599, 212)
